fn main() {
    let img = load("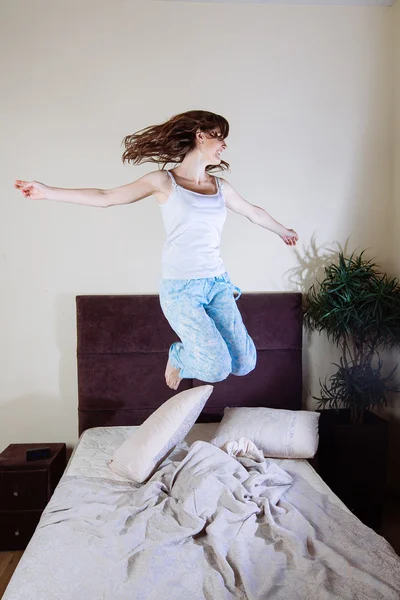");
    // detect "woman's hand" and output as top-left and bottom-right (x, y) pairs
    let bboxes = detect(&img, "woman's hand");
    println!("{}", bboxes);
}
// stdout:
(14, 180), (49, 200)
(279, 228), (298, 246)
